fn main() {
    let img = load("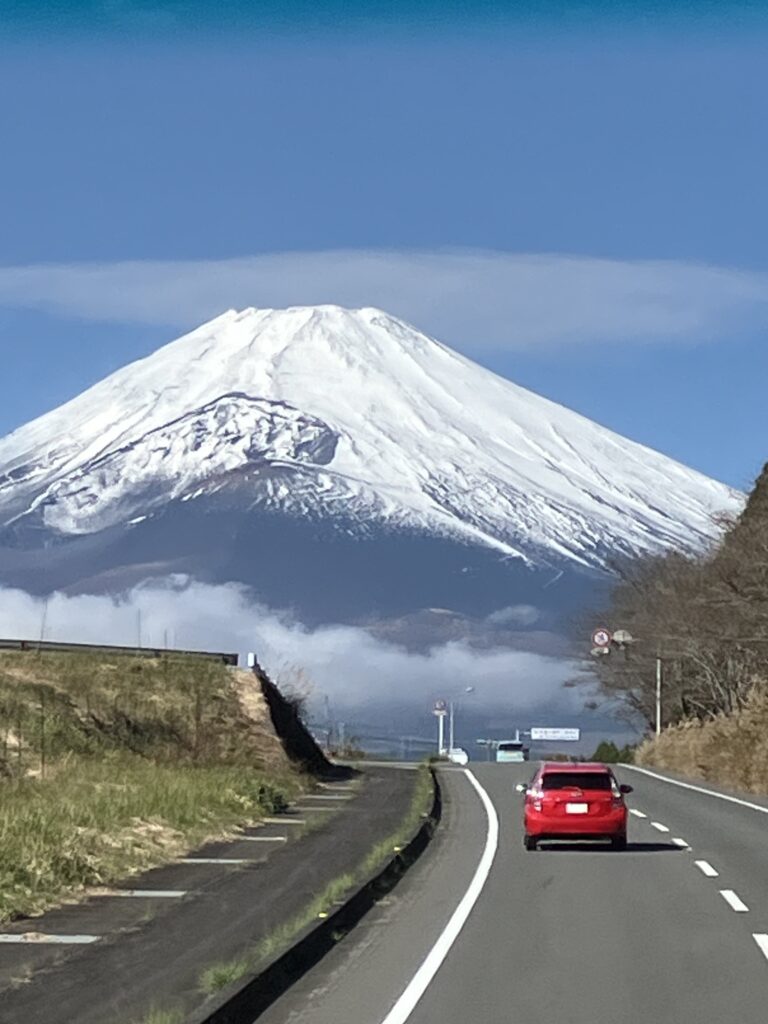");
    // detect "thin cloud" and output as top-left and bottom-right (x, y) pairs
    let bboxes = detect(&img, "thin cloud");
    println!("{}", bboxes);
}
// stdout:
(0, 250), (766, 351)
